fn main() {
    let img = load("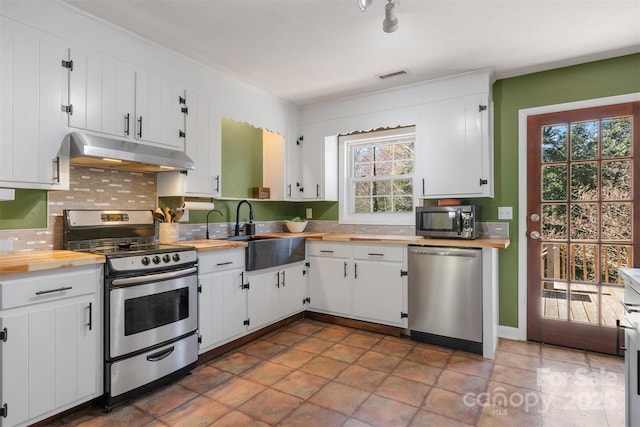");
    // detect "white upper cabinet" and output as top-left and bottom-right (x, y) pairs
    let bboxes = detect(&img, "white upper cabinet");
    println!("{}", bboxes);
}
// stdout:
(66, 48), (186, 150)
(0, 19), (69, 190)
(285, 126), (303, 200)
(416, 93), (493, 198)
(134, 70), (185, 149)
(67, 49), (135, 139)
(157, 90), (221, 197)
(299, 134), (338, 201)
